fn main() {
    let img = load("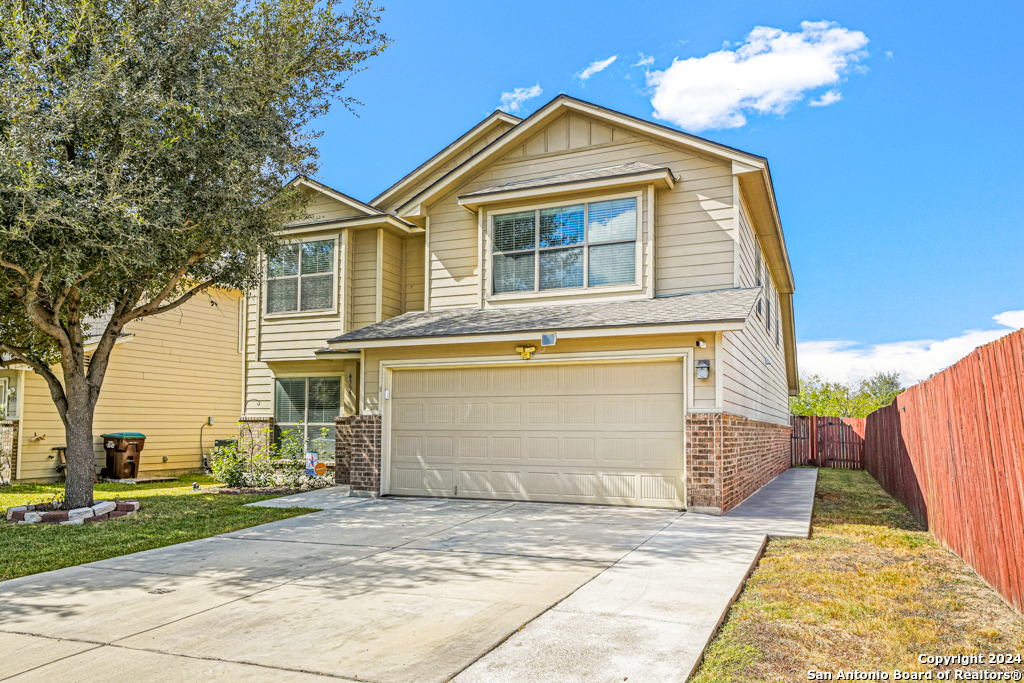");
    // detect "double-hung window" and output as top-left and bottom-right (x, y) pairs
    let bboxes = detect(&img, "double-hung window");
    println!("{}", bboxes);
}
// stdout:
(491, 197), (638, 295)
(274, 377), (342, 452)
(266, 239), (335, 314)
